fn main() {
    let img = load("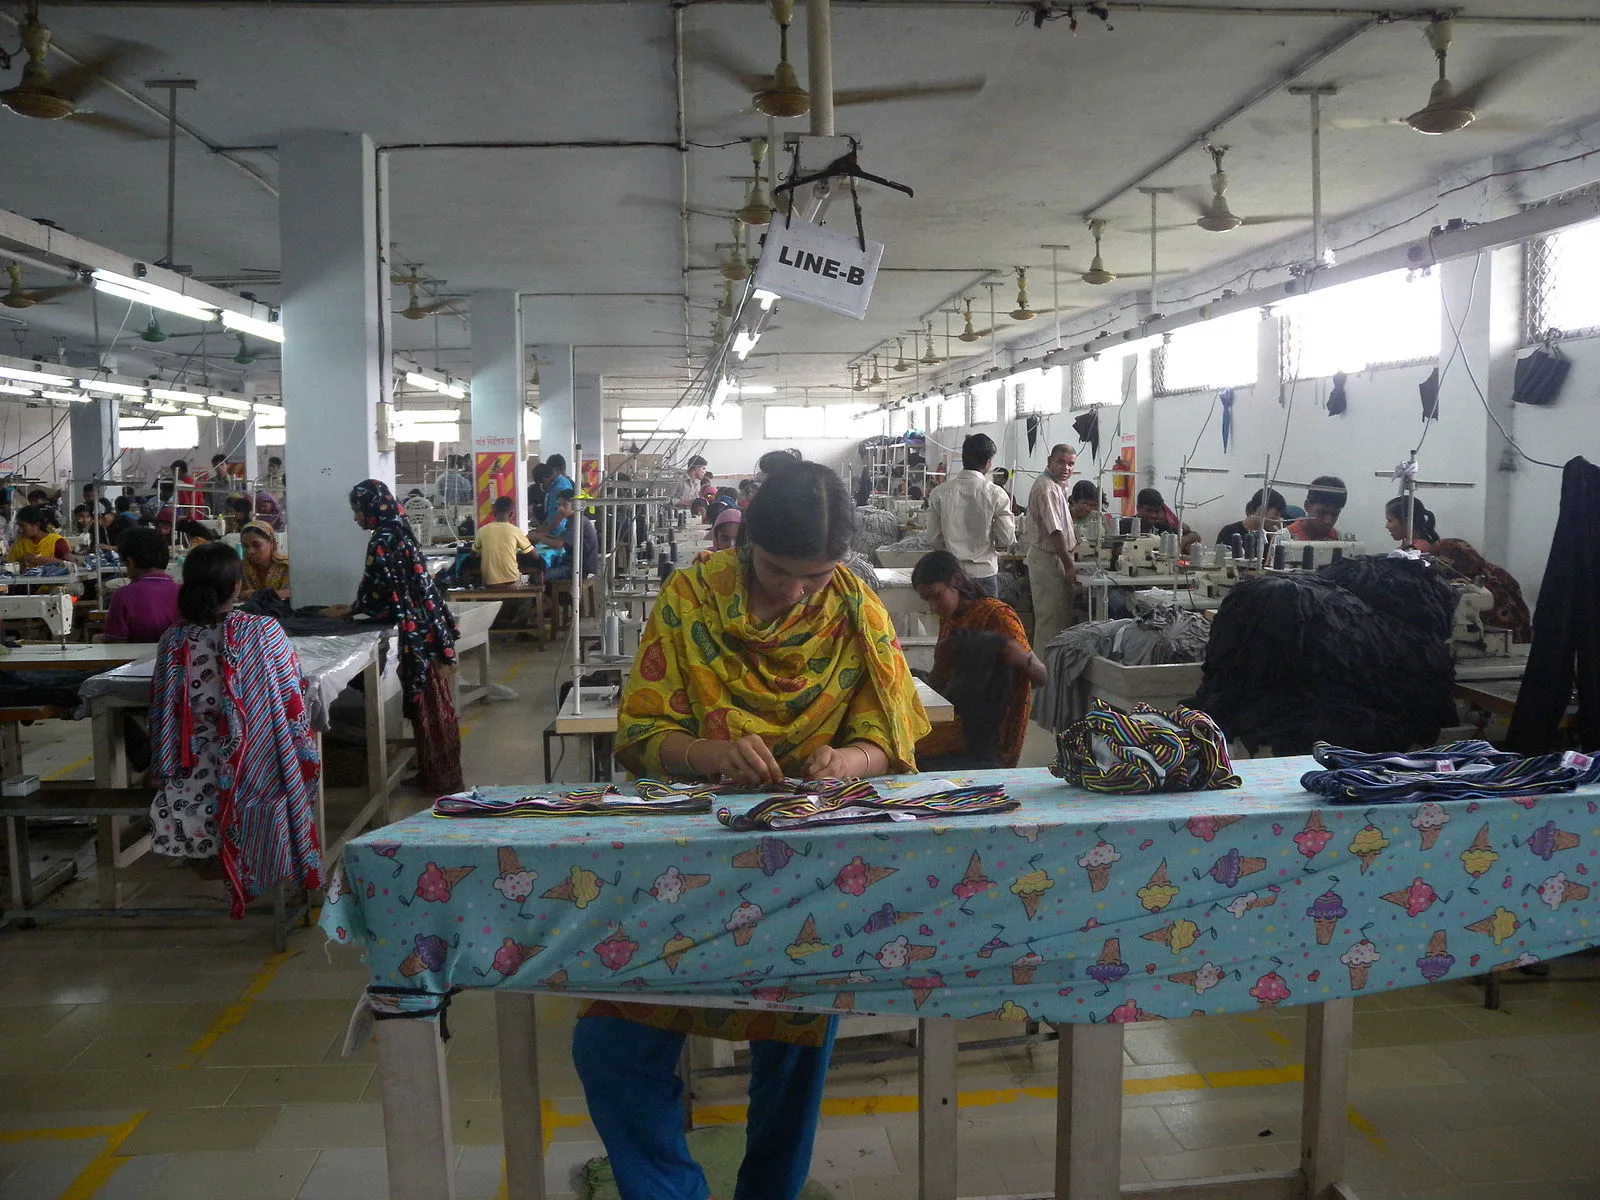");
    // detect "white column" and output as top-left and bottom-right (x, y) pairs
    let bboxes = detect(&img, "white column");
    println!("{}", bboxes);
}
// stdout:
(69, 397), (118, 489)
(470, 291), (528, 523)
(279, 131), (392, 606)
(574, 373), (606, 488)
(536, 344), (575, 479)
